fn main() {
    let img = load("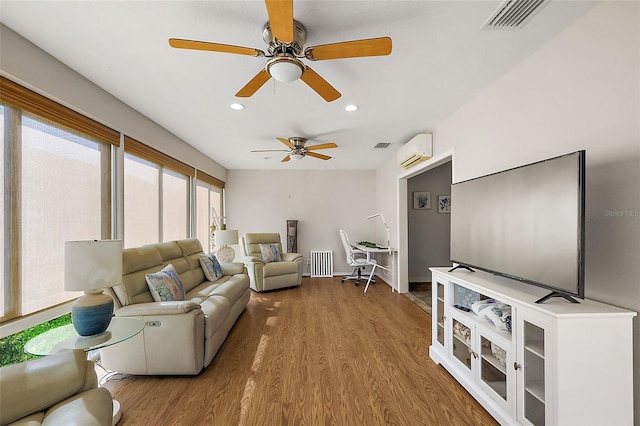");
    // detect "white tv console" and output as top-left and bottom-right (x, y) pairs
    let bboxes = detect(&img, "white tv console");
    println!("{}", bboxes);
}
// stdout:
(429, 267), (636, 426)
